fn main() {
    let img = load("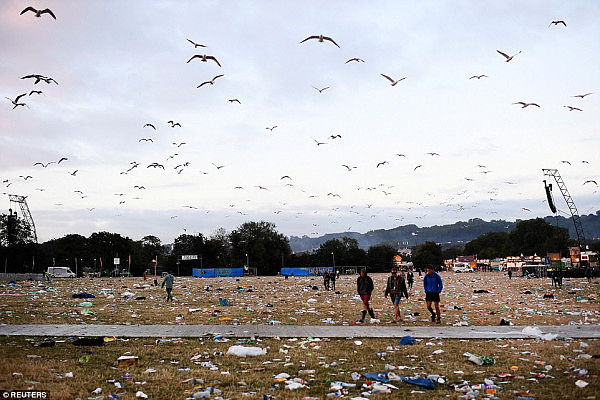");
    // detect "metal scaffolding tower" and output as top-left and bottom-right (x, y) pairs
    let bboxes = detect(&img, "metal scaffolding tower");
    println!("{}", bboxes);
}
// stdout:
(542, 169), (585, 246)
(8, 194), (38, 243)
